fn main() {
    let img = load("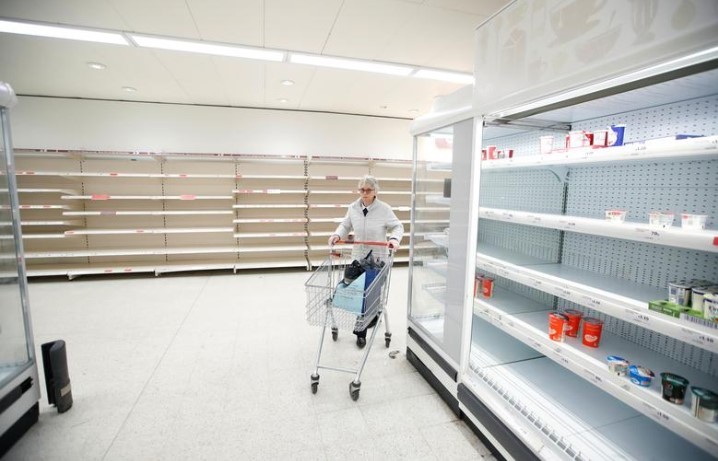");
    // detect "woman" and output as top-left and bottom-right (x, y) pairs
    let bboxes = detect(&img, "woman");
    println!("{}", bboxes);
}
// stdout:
(328, 175), (404, 348)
